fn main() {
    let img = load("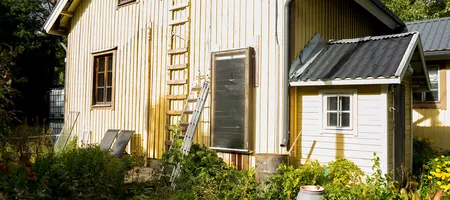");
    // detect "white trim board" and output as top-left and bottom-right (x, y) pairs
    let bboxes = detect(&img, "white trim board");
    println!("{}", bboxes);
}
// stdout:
(290, 77), (401, 86)
(43, 0), (69, 33)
